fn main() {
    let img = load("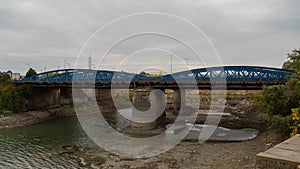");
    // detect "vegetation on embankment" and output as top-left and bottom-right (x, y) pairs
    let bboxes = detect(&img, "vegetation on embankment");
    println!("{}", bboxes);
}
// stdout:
(0, 68), (36, 115)
(0, 67), (76, 128)
(0, 77), (50, 128)
(0, 72), (26, 114)
(253, 48), (300, 137)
